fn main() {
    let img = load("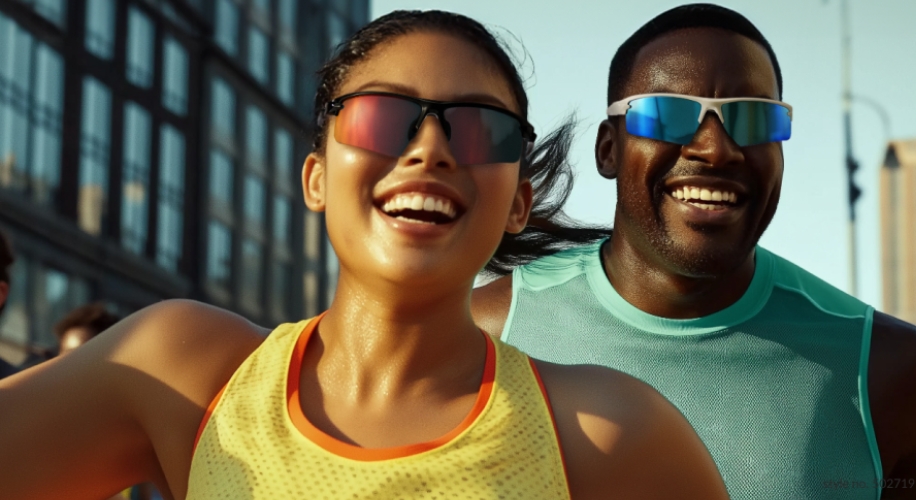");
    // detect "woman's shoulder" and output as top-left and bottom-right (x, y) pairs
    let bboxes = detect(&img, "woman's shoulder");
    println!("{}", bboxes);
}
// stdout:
(532, 360), (728, 499)
(111, 299), (268, 399)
